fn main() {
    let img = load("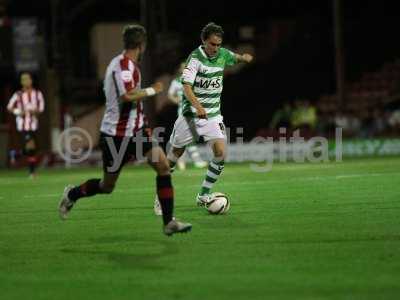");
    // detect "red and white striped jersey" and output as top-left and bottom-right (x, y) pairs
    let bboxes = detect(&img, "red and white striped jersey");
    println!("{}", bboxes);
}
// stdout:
(7, 89), (45, 132)
(100, 53), (145, 137)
